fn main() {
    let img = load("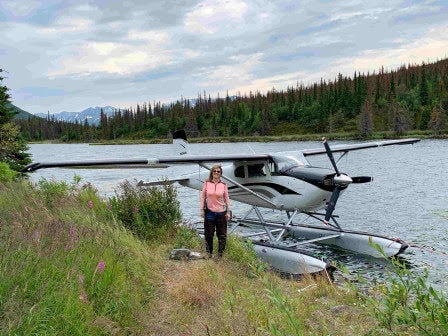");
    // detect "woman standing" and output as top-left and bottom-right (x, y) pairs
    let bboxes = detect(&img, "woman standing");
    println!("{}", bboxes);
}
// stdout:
(200, 164), (231, 258)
